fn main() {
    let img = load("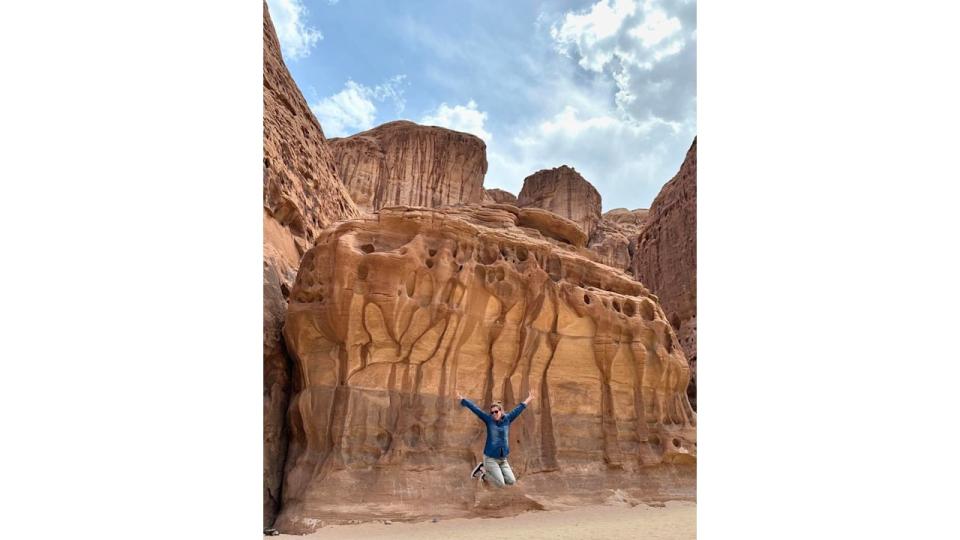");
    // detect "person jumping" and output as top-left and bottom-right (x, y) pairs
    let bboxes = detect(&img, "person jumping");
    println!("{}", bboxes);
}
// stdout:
(456, 388), (535, 487)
